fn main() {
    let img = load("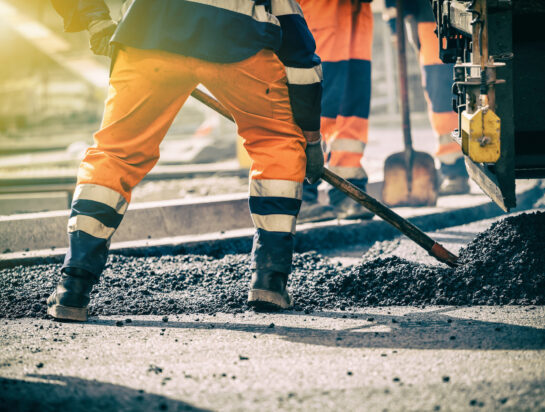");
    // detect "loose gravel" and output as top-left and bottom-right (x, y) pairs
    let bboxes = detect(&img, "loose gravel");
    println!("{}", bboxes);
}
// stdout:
(1, 212), (544, 318)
